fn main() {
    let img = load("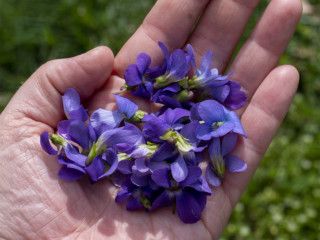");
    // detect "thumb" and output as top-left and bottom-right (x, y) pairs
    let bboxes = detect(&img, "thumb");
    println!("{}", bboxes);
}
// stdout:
(2, 46), (114, 127)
